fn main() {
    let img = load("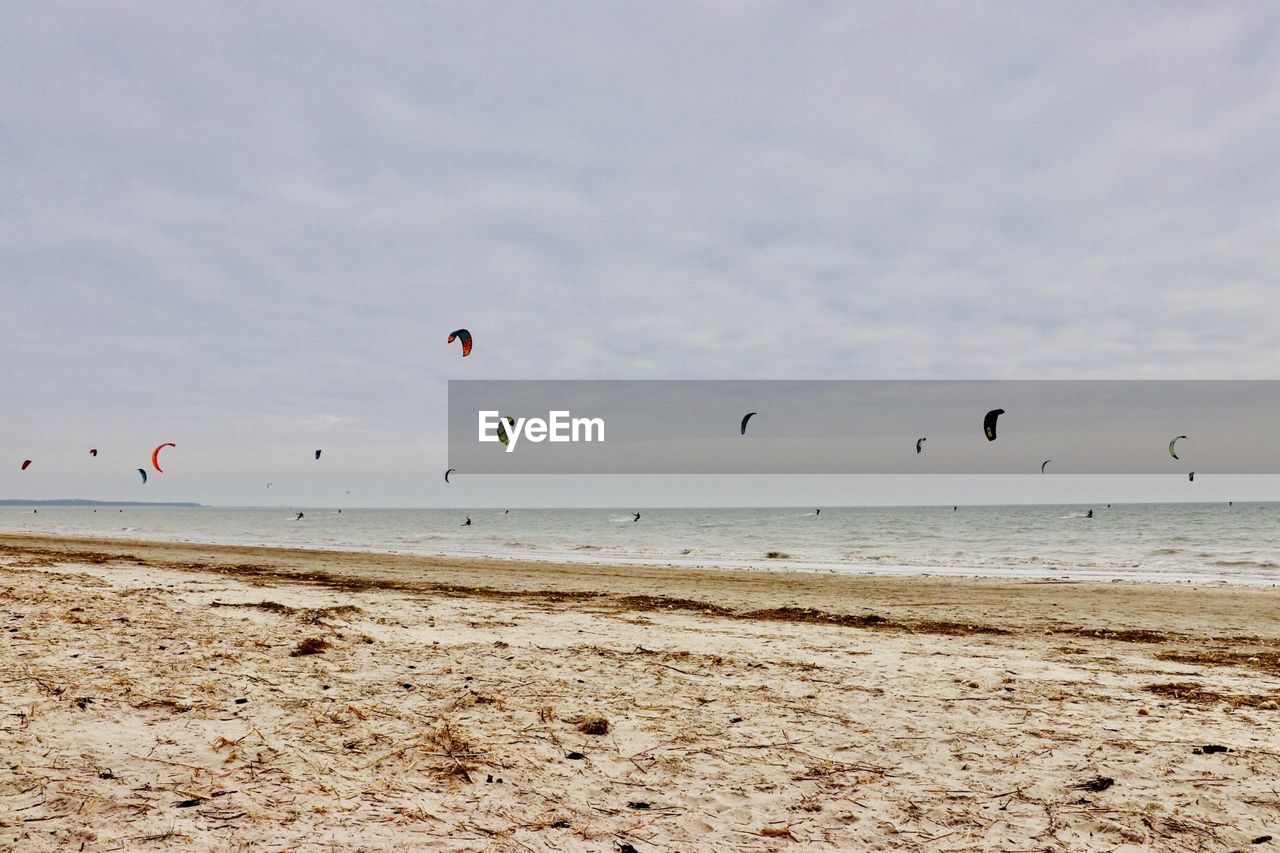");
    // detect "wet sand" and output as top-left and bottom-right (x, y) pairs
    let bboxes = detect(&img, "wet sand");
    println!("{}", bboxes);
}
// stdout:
(2, 532), (1279, 850)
